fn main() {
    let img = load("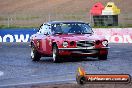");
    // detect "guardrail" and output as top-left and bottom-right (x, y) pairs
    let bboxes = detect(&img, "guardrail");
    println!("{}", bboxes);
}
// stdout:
(0, 28), (132, 43)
